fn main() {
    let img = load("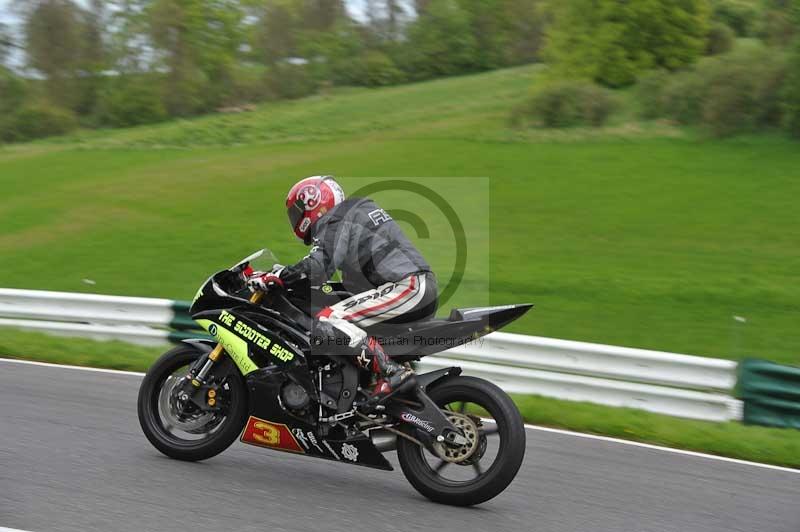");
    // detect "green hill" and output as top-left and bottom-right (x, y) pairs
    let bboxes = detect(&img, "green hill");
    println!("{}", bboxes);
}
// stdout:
(2, 65), (799, 365)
